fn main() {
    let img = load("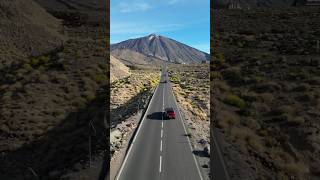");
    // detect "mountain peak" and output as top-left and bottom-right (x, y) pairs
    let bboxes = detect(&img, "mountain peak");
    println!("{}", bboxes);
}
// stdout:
(111, 34), (209, 64)
(148, 33), (158, 36)
(148, 33), (159, 40)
